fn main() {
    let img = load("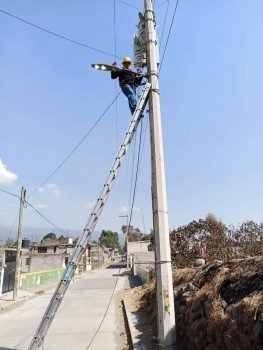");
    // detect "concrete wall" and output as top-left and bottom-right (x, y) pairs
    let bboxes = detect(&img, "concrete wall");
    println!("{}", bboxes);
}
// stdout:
(0, 250), (5, 295)
(133, 251), (155, 275)
(127, 240), (151, 256)
(29, 254), (65, 272)
(20, 250), (30, 273)
(20, 268), (64, 289)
